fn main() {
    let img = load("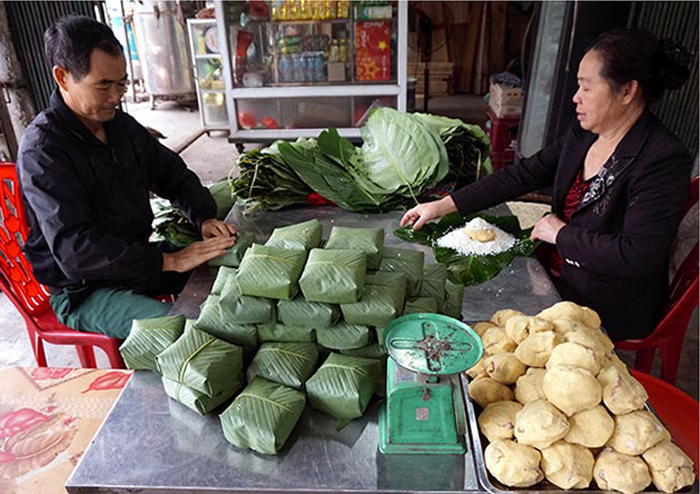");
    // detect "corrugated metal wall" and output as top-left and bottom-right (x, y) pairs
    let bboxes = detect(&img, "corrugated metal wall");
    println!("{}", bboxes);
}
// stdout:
(5, 1), (105, 112)
(632, 1), (699, 157)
